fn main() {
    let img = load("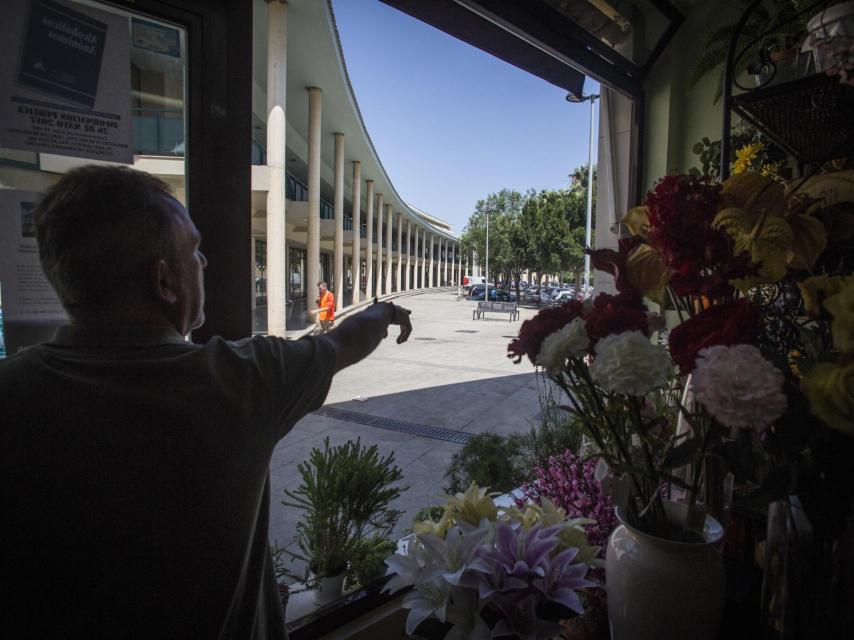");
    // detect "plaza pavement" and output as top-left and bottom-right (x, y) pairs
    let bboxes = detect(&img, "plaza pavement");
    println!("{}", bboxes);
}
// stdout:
(268, 290), (544, 574)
